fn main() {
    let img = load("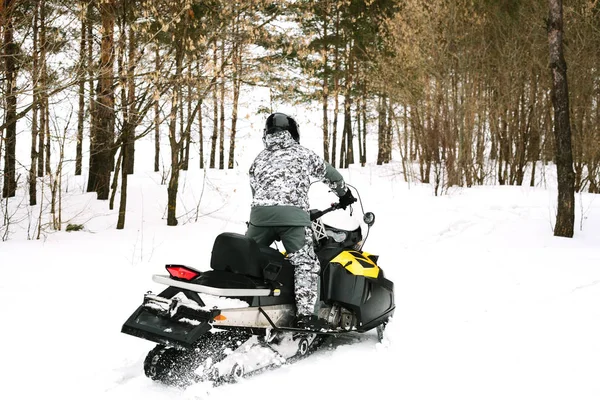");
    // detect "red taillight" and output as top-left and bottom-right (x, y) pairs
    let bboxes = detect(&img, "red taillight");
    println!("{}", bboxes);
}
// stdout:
(165, 265), (200, 281)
